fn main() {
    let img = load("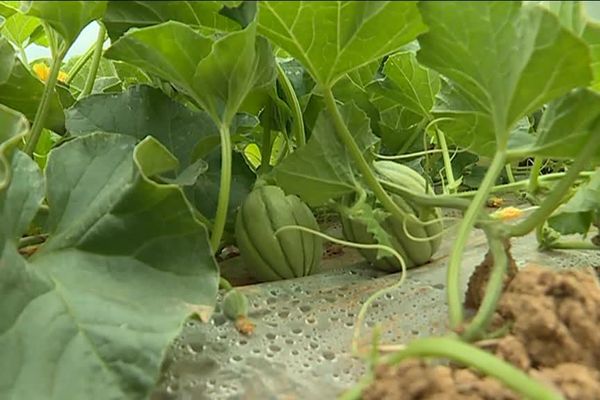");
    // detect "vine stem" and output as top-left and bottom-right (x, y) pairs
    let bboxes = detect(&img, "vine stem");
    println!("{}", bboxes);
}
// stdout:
(276, 63), (305, 146)
(449, 170), (593, 198)
(527, 157), (543, 194)
(436, 128), (457, 194)
(510, 133), (600, 237)
(321, 87), (410, 224)
(505, 164), (516, 183)
(447, 149), (506, 330)
(378, 178), (471, 210)
(24, 45), (67, 156)
(548, 240), (600, 250)
(65, 41), (96, 85)
(461, 228), (509, 341)
(79, 24), (106, 99)
(209, 123), (232, 252)
(381, 337), (563, 400)
(374, 148), (445, 160)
